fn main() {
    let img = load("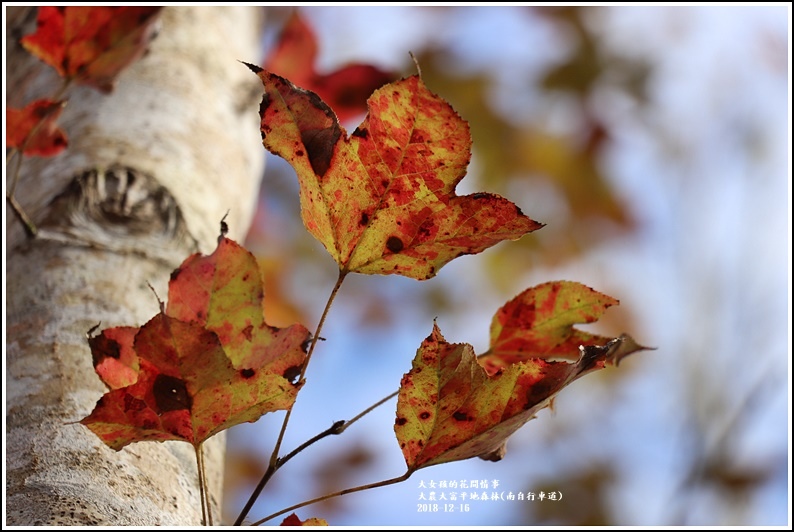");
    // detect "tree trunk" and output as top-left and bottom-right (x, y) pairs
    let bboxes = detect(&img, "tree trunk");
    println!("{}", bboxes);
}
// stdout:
(6, 6), (265, 525)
